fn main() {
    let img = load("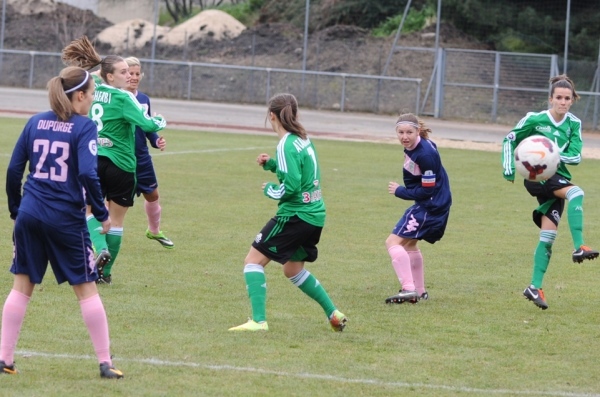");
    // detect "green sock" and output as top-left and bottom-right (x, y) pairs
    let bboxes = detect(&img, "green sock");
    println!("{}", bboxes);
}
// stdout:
(244, 264), (267, 323)
(289, 269), (336, 318)
(103, 228), (123, 277)
(566, 188), (584, 249)
(87, 216), (108, 252)
(531, 230), (556, 288)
